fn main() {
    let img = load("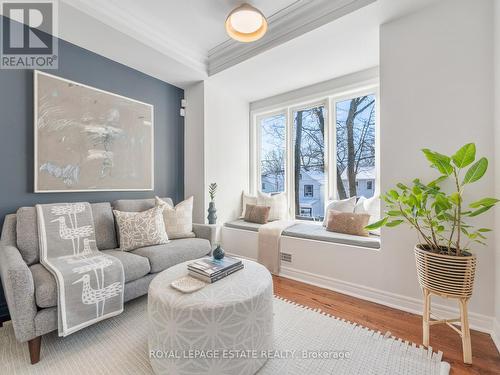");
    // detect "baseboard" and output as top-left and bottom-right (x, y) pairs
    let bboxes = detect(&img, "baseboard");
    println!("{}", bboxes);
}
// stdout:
(279, 265), (494, 334)
(493, 319), (500, 354)
(227, 252), (495, 335)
